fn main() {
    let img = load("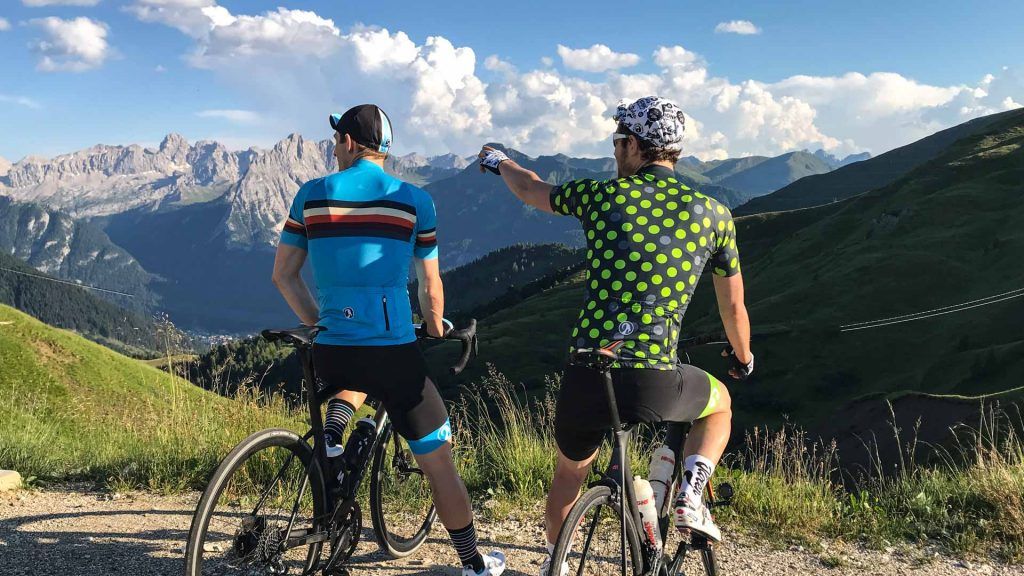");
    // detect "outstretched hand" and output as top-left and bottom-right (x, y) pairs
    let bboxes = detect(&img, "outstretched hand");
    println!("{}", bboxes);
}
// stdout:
(478, 146), (510, 175)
